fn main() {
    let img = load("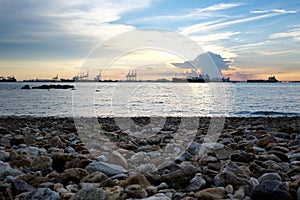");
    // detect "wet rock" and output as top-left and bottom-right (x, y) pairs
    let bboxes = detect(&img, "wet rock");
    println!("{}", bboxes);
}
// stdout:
(0, 161), (23, 180)
(63, 168), (88, 184)
(297, 186), (300, 200)
(125, 184), (148, 199)
(21, 188), (60, 200)
(231, 151), (255, 163)
(120, 173), (150, 189)
(70, 186), (105, 200)
(85, 161), (127, 176)
(30, 156), (52, 171)
(194, 187), (225, 199)
(251, 180), (292, 200)
(21, 85), (30, 89)
(214, 160), (250, 187)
